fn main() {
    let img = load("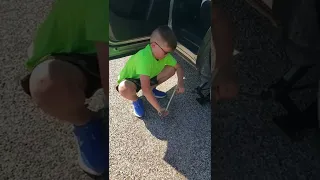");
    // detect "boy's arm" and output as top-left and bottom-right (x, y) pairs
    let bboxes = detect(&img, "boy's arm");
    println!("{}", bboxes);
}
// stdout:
(211, 3), (238, 101)
(85, 0), (109, 100)
(140, 75), (162, 112)
(212, 3), (234, 70)
(95, 42), (109, 99)
(166, 54), (184, 90)
(174, 63), (184, 88)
